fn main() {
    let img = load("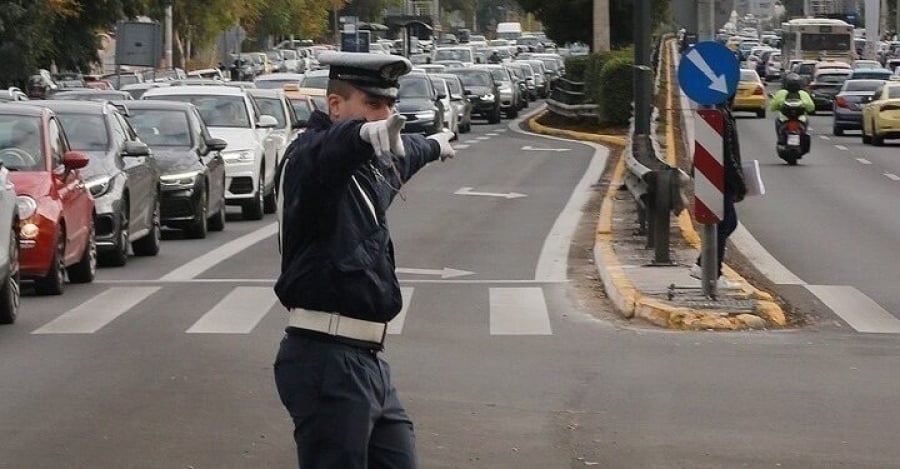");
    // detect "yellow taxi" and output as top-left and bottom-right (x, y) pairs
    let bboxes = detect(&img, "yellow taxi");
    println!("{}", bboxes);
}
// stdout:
(283, 84), (325, 125)
(861, 82), (900, 145)
(732, 69), (767, 118)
